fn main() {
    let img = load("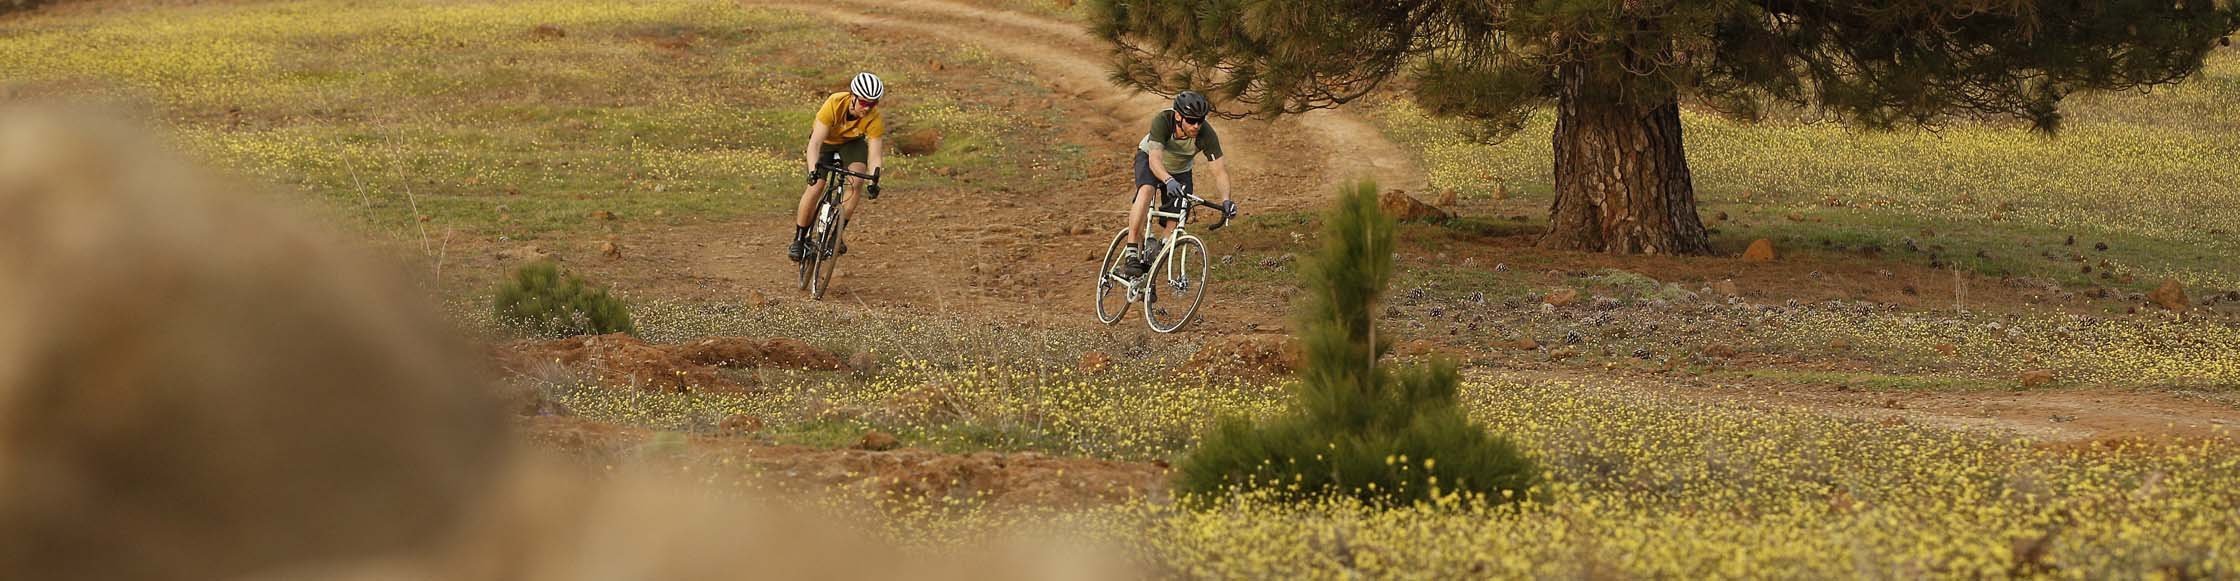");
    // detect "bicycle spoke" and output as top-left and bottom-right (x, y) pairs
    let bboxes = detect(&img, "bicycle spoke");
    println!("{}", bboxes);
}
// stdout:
(1143, 236), (1210, 333)
(1092, 228), (1133, 324)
